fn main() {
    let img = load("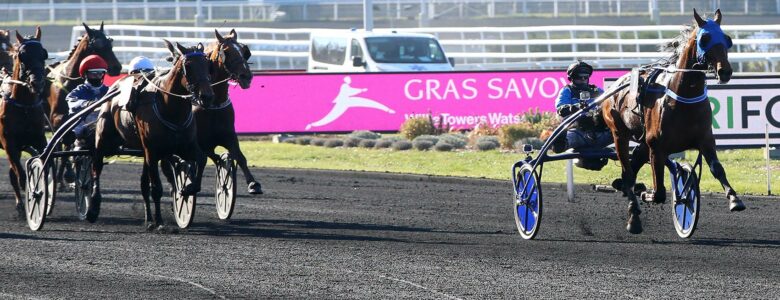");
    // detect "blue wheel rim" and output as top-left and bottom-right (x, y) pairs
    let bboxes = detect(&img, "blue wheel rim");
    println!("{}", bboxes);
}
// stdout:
(674, 170), (697, 233)
(516, 170), (539, 235)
